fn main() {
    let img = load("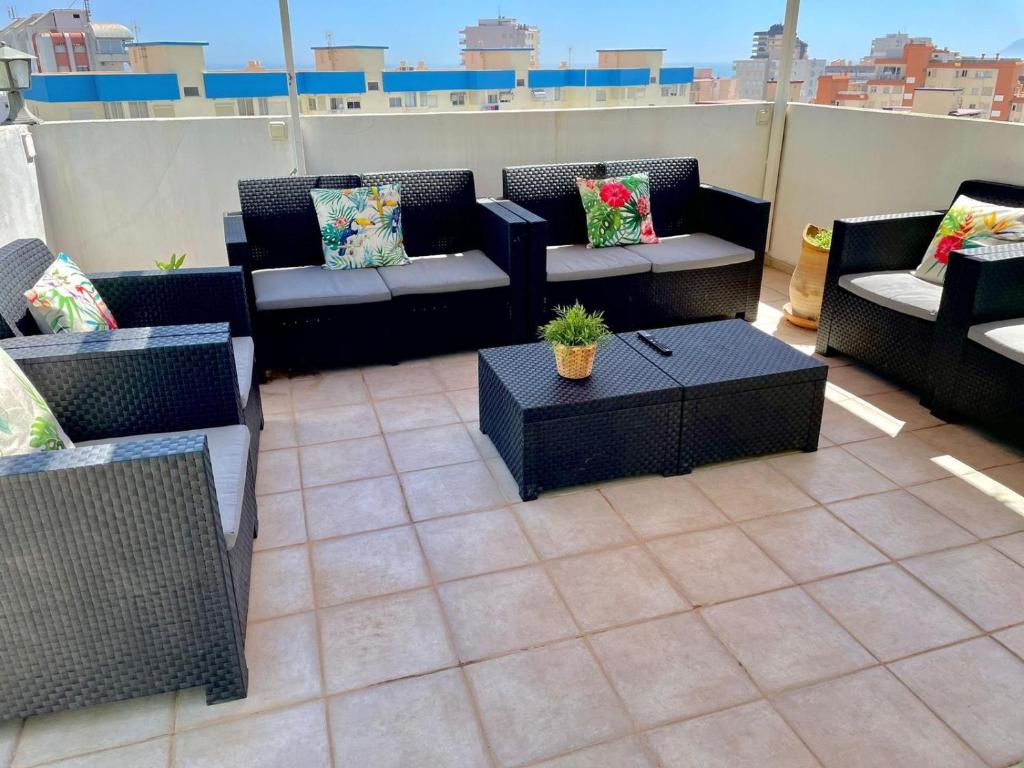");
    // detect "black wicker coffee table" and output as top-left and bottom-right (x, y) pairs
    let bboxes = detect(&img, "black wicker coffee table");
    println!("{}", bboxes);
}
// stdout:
(620, 319), (827, 473)
(479, 319), (827, 500)
(479, 335), (682, 500)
